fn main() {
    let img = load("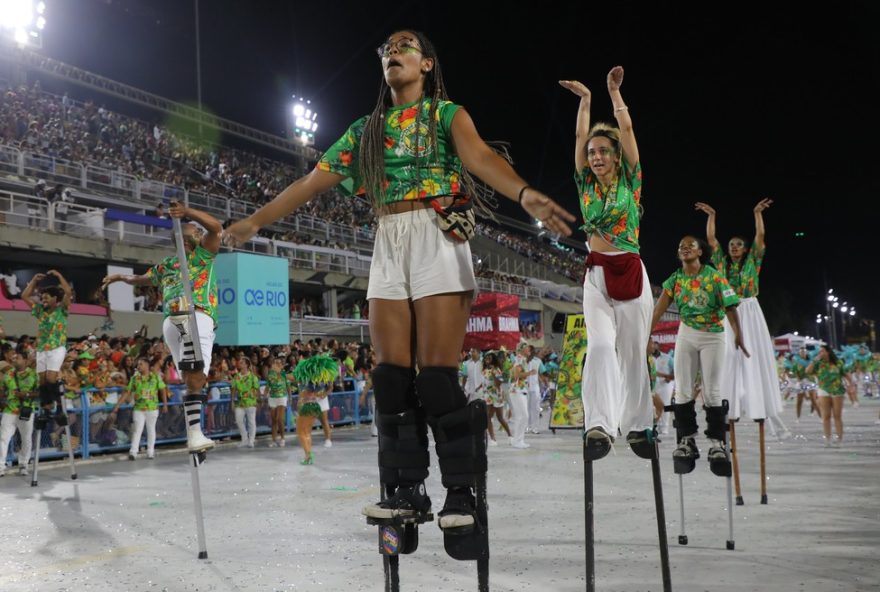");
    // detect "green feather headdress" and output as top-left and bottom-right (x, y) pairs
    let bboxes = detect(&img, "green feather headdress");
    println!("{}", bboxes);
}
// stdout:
(293, 355), (338, 390)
